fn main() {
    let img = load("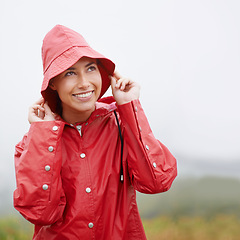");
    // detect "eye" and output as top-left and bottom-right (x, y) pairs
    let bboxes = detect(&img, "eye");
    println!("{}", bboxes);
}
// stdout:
(87, 65), (97, 72)
(65, 71), (76, 77)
